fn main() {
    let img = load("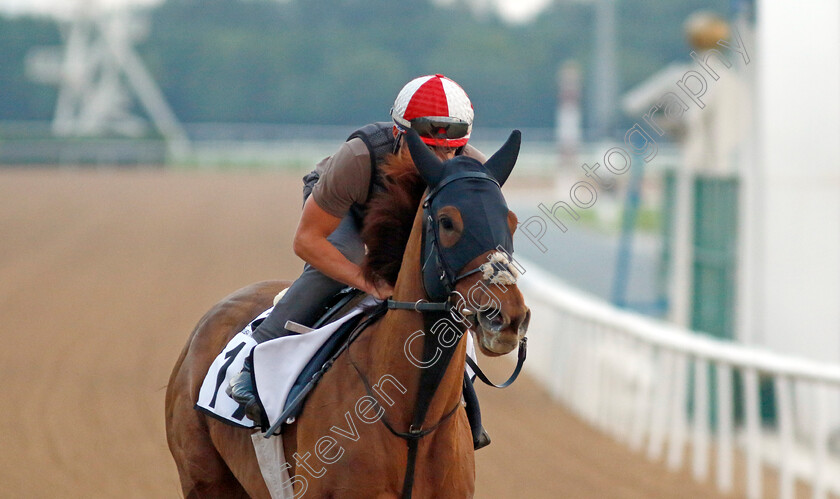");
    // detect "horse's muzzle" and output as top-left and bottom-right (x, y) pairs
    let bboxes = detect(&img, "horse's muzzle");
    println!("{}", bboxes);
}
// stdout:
(476, 307), (529, 355)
